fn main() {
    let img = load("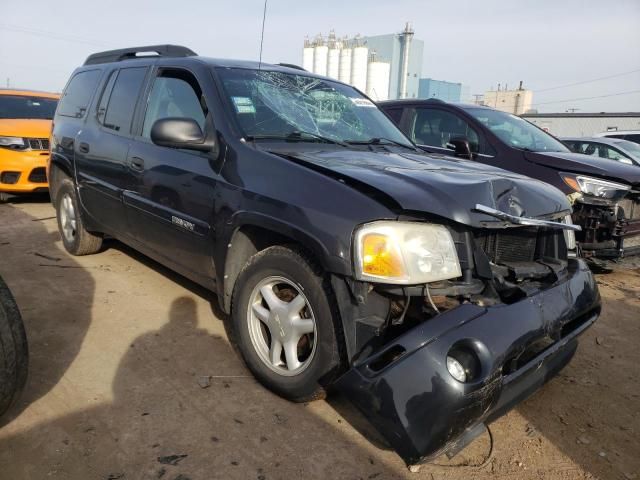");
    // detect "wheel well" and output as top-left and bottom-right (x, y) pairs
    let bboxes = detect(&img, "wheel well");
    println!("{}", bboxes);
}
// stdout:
(222, 225), (313, 313)
(49, 162), (72, 204)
